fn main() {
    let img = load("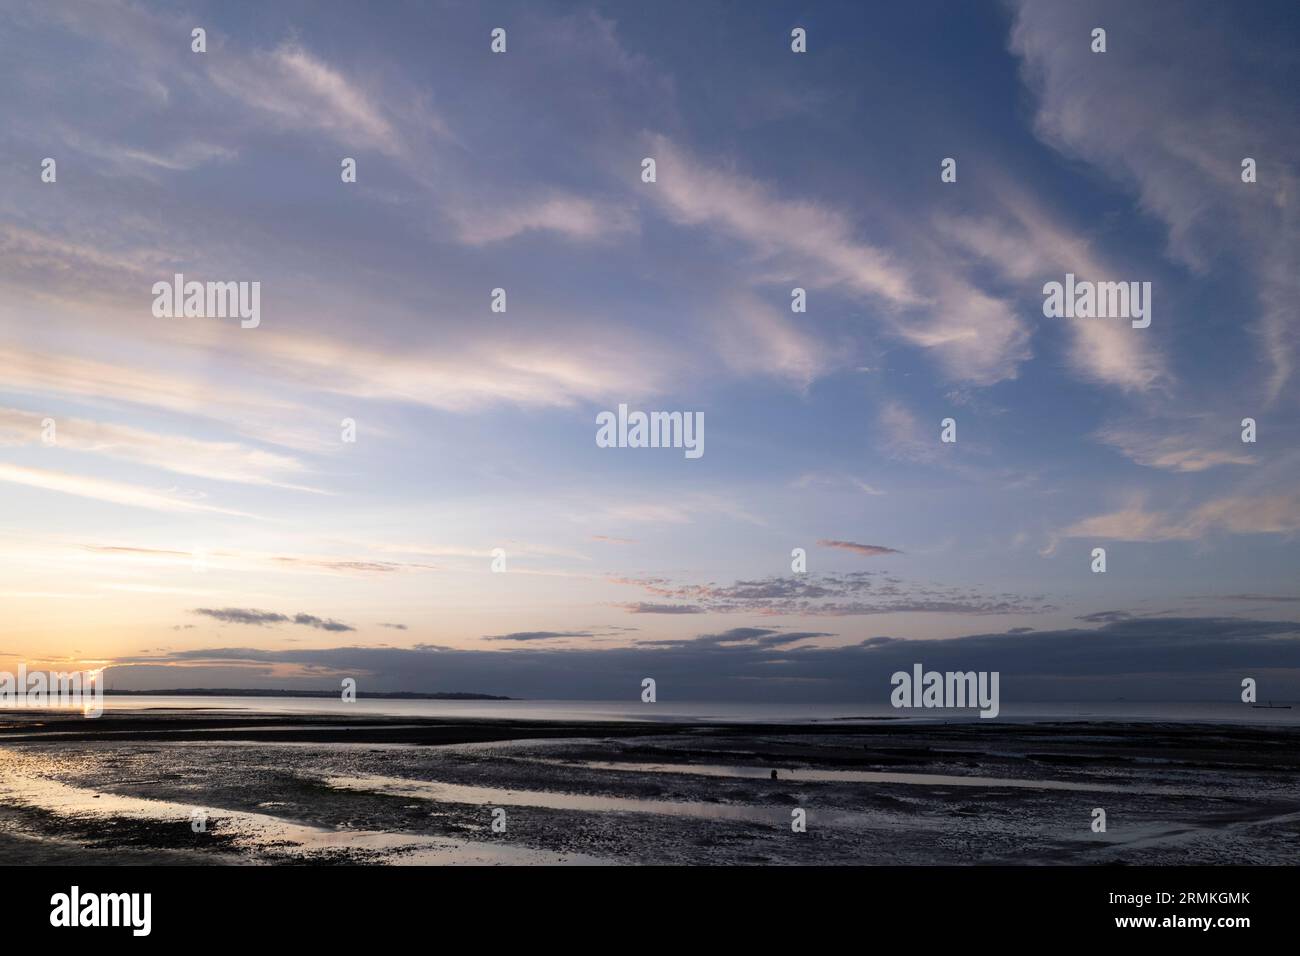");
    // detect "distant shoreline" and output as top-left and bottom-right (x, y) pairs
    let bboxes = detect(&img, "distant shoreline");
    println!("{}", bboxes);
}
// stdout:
(99, 688), (513, 701)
